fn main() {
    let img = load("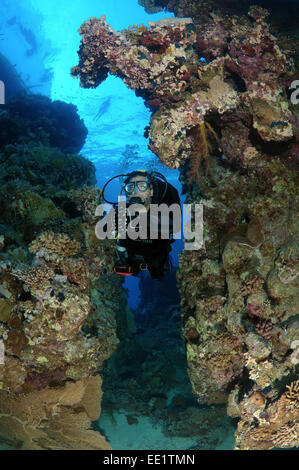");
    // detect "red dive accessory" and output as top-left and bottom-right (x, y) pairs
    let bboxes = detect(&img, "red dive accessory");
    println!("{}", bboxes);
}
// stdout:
(113, 265), (134, 276)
